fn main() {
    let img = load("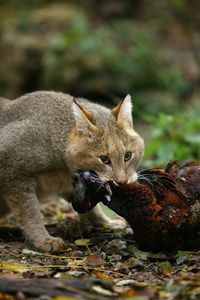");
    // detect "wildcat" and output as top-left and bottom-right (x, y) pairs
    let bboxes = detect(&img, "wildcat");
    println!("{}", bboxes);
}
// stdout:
(0, 91), (144, 252)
